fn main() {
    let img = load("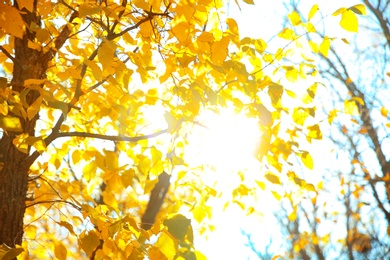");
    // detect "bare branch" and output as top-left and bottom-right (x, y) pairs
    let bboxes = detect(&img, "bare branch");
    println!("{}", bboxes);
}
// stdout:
(0, 46), (15, 62)
(56, 129), (168, 142)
